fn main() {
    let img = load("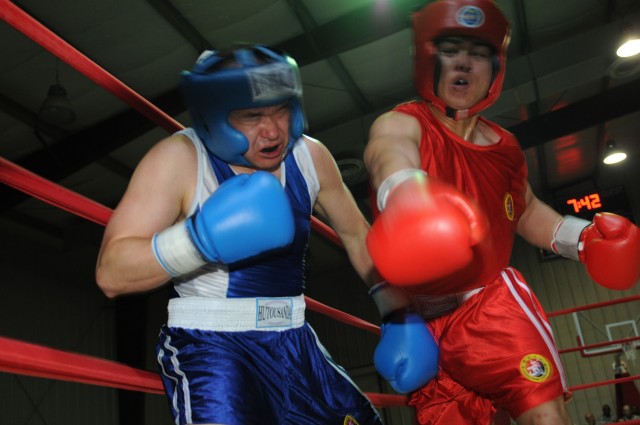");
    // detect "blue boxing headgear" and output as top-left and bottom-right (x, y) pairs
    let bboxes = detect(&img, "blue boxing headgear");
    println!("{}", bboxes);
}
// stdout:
(180, 45), (307, 165)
